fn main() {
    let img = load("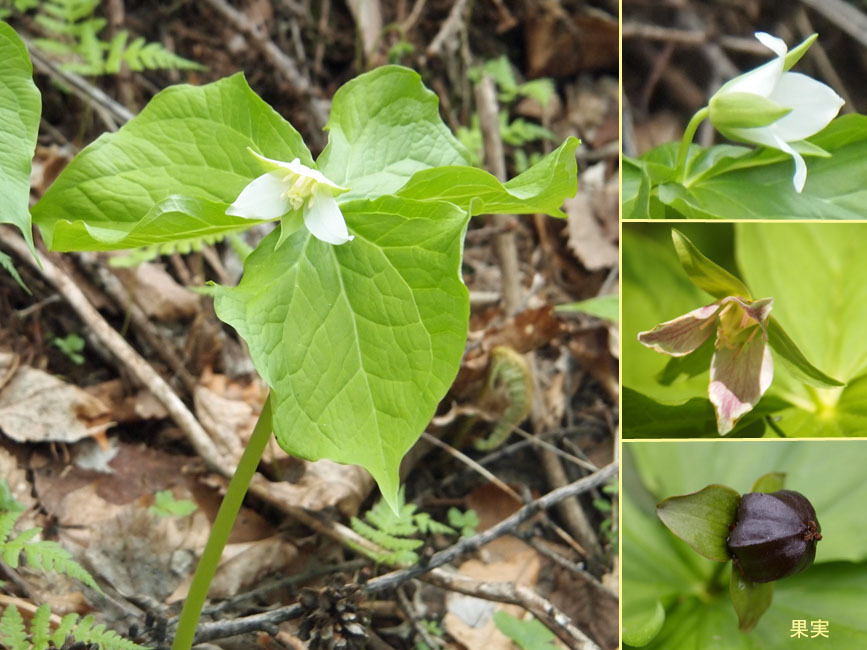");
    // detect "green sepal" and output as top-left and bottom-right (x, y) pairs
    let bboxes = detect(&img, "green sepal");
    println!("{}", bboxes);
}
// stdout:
(730, 569), (774, 632)
(710, 92), (791, 130)
(275, 210), (303, 248)
(656, 484), (742, 562)
(672, 229), (752, 299)
(751, 472), (786, 493)
(767, 316), (844, 388)
(783, 34), (817, 72)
